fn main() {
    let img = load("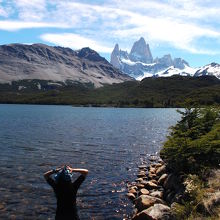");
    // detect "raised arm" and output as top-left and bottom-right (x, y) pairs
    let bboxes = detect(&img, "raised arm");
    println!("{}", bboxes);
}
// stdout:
(43, 167), (63, 180)
(67, 167), (89, 177)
